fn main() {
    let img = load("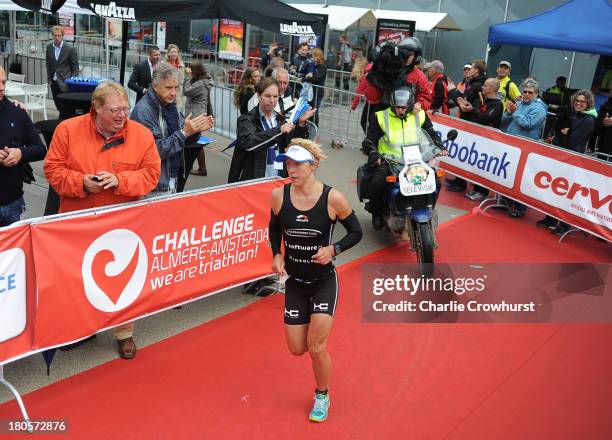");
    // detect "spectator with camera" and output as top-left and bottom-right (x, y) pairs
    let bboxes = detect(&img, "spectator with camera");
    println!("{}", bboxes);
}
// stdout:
(261, 42), (282, 72)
